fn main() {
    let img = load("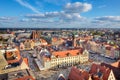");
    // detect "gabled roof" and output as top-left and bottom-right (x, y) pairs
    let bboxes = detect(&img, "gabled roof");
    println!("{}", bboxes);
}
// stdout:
(57, 74), (66, 80)
(89, 63), (112, 80)
(101, 62), (120, 79)
(23, 58), (28, 66)
(111, 61), (120, 68)
(68, 67), (89, 80)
